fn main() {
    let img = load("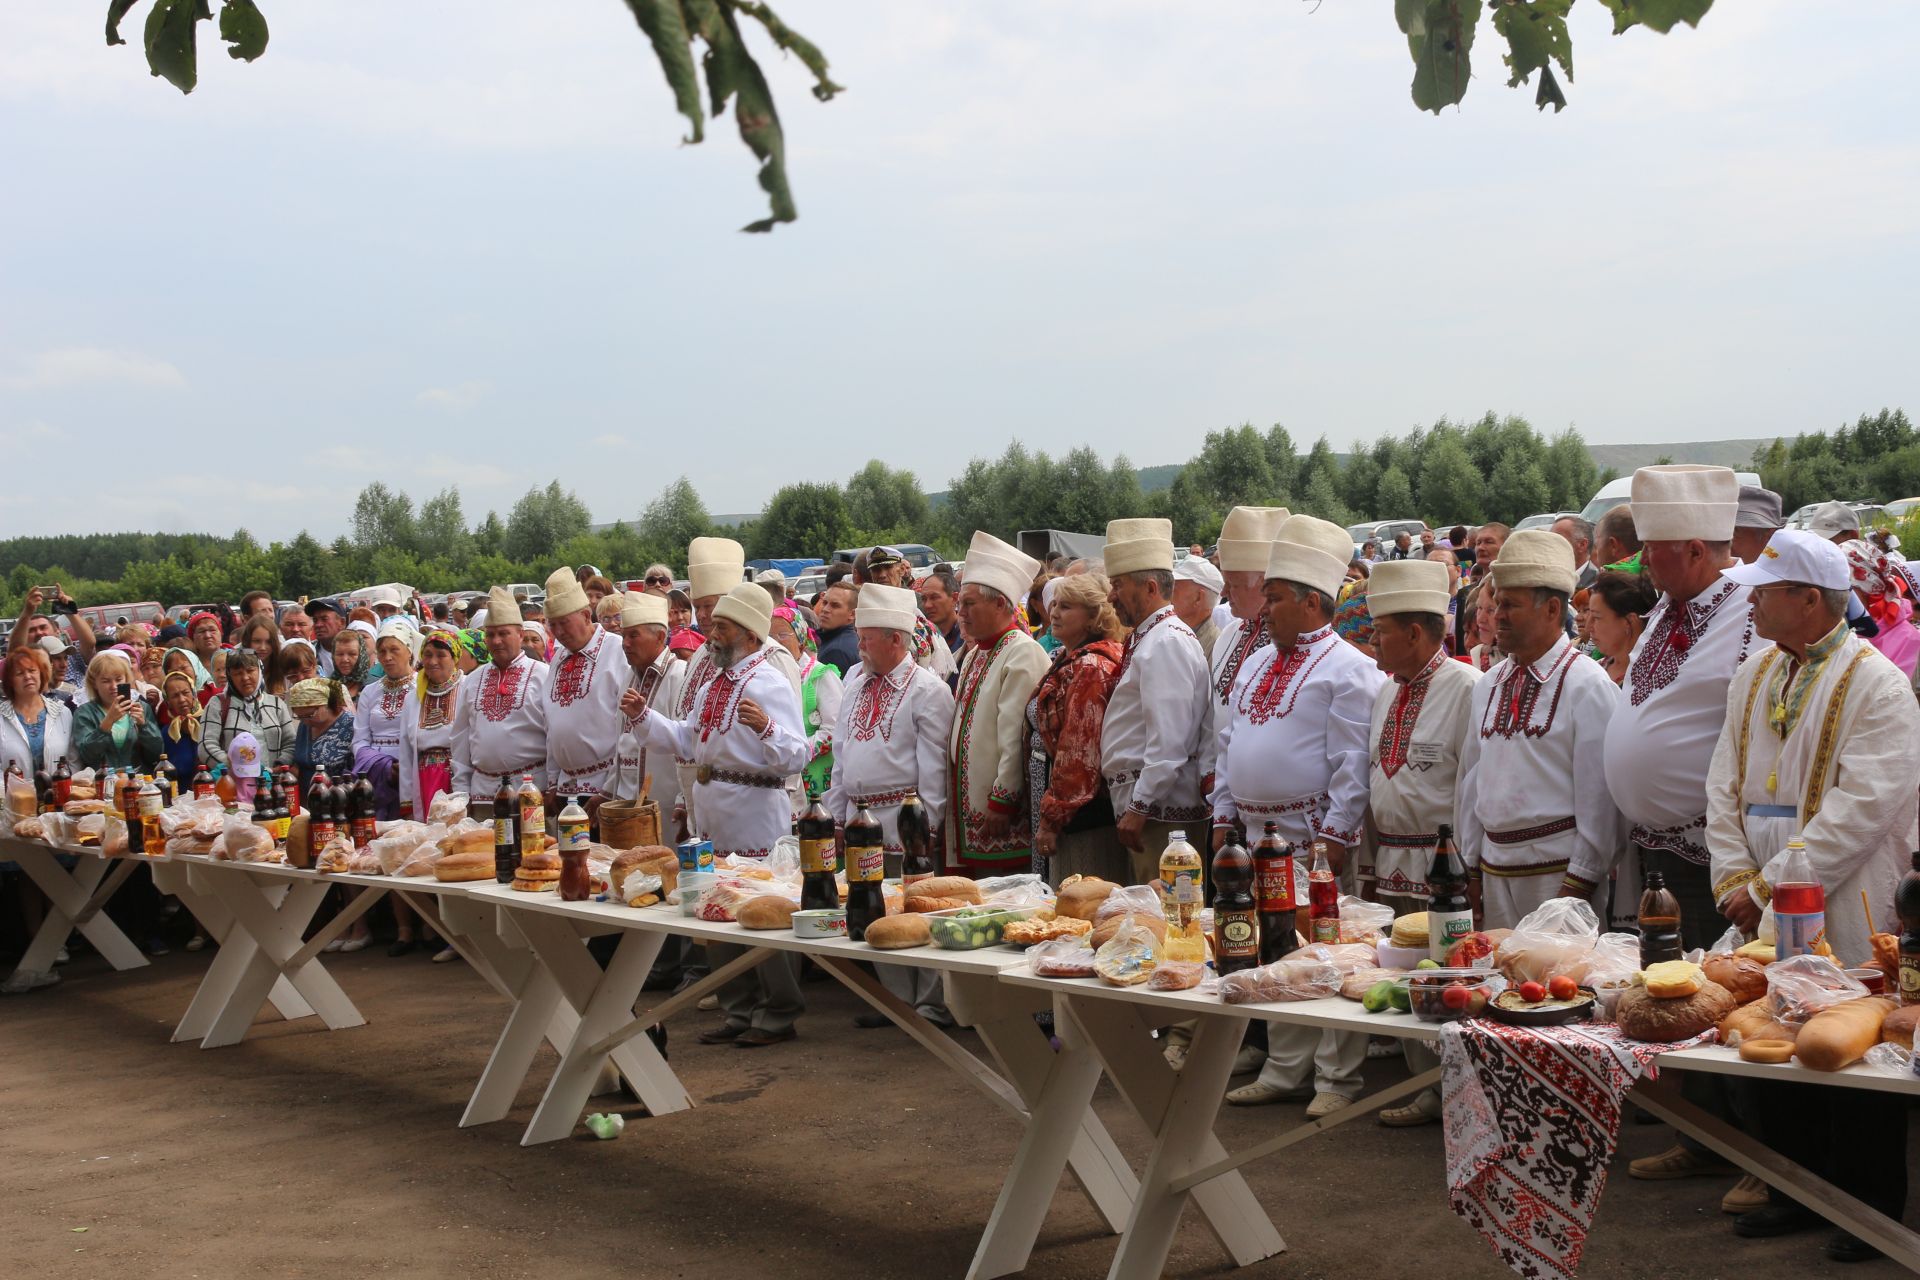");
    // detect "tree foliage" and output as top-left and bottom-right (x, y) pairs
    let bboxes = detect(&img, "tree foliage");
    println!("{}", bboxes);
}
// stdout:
(1753, 409), (1917, 513)
(504, 482), (592, 564)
